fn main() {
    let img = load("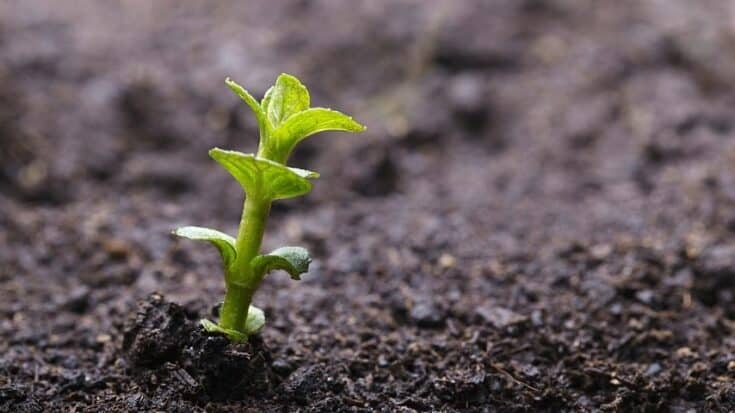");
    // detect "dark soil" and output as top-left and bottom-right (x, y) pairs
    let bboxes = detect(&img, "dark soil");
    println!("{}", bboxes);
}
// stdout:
(3, 1), (735, 411)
